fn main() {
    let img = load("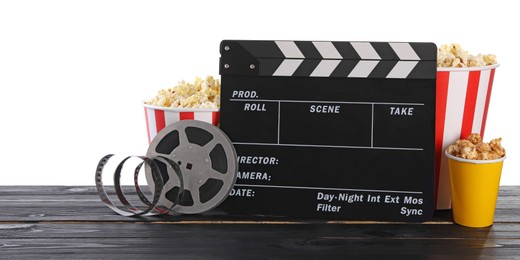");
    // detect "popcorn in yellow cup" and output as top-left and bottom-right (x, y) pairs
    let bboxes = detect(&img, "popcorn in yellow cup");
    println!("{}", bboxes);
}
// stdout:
(445, 134), (506, 228)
